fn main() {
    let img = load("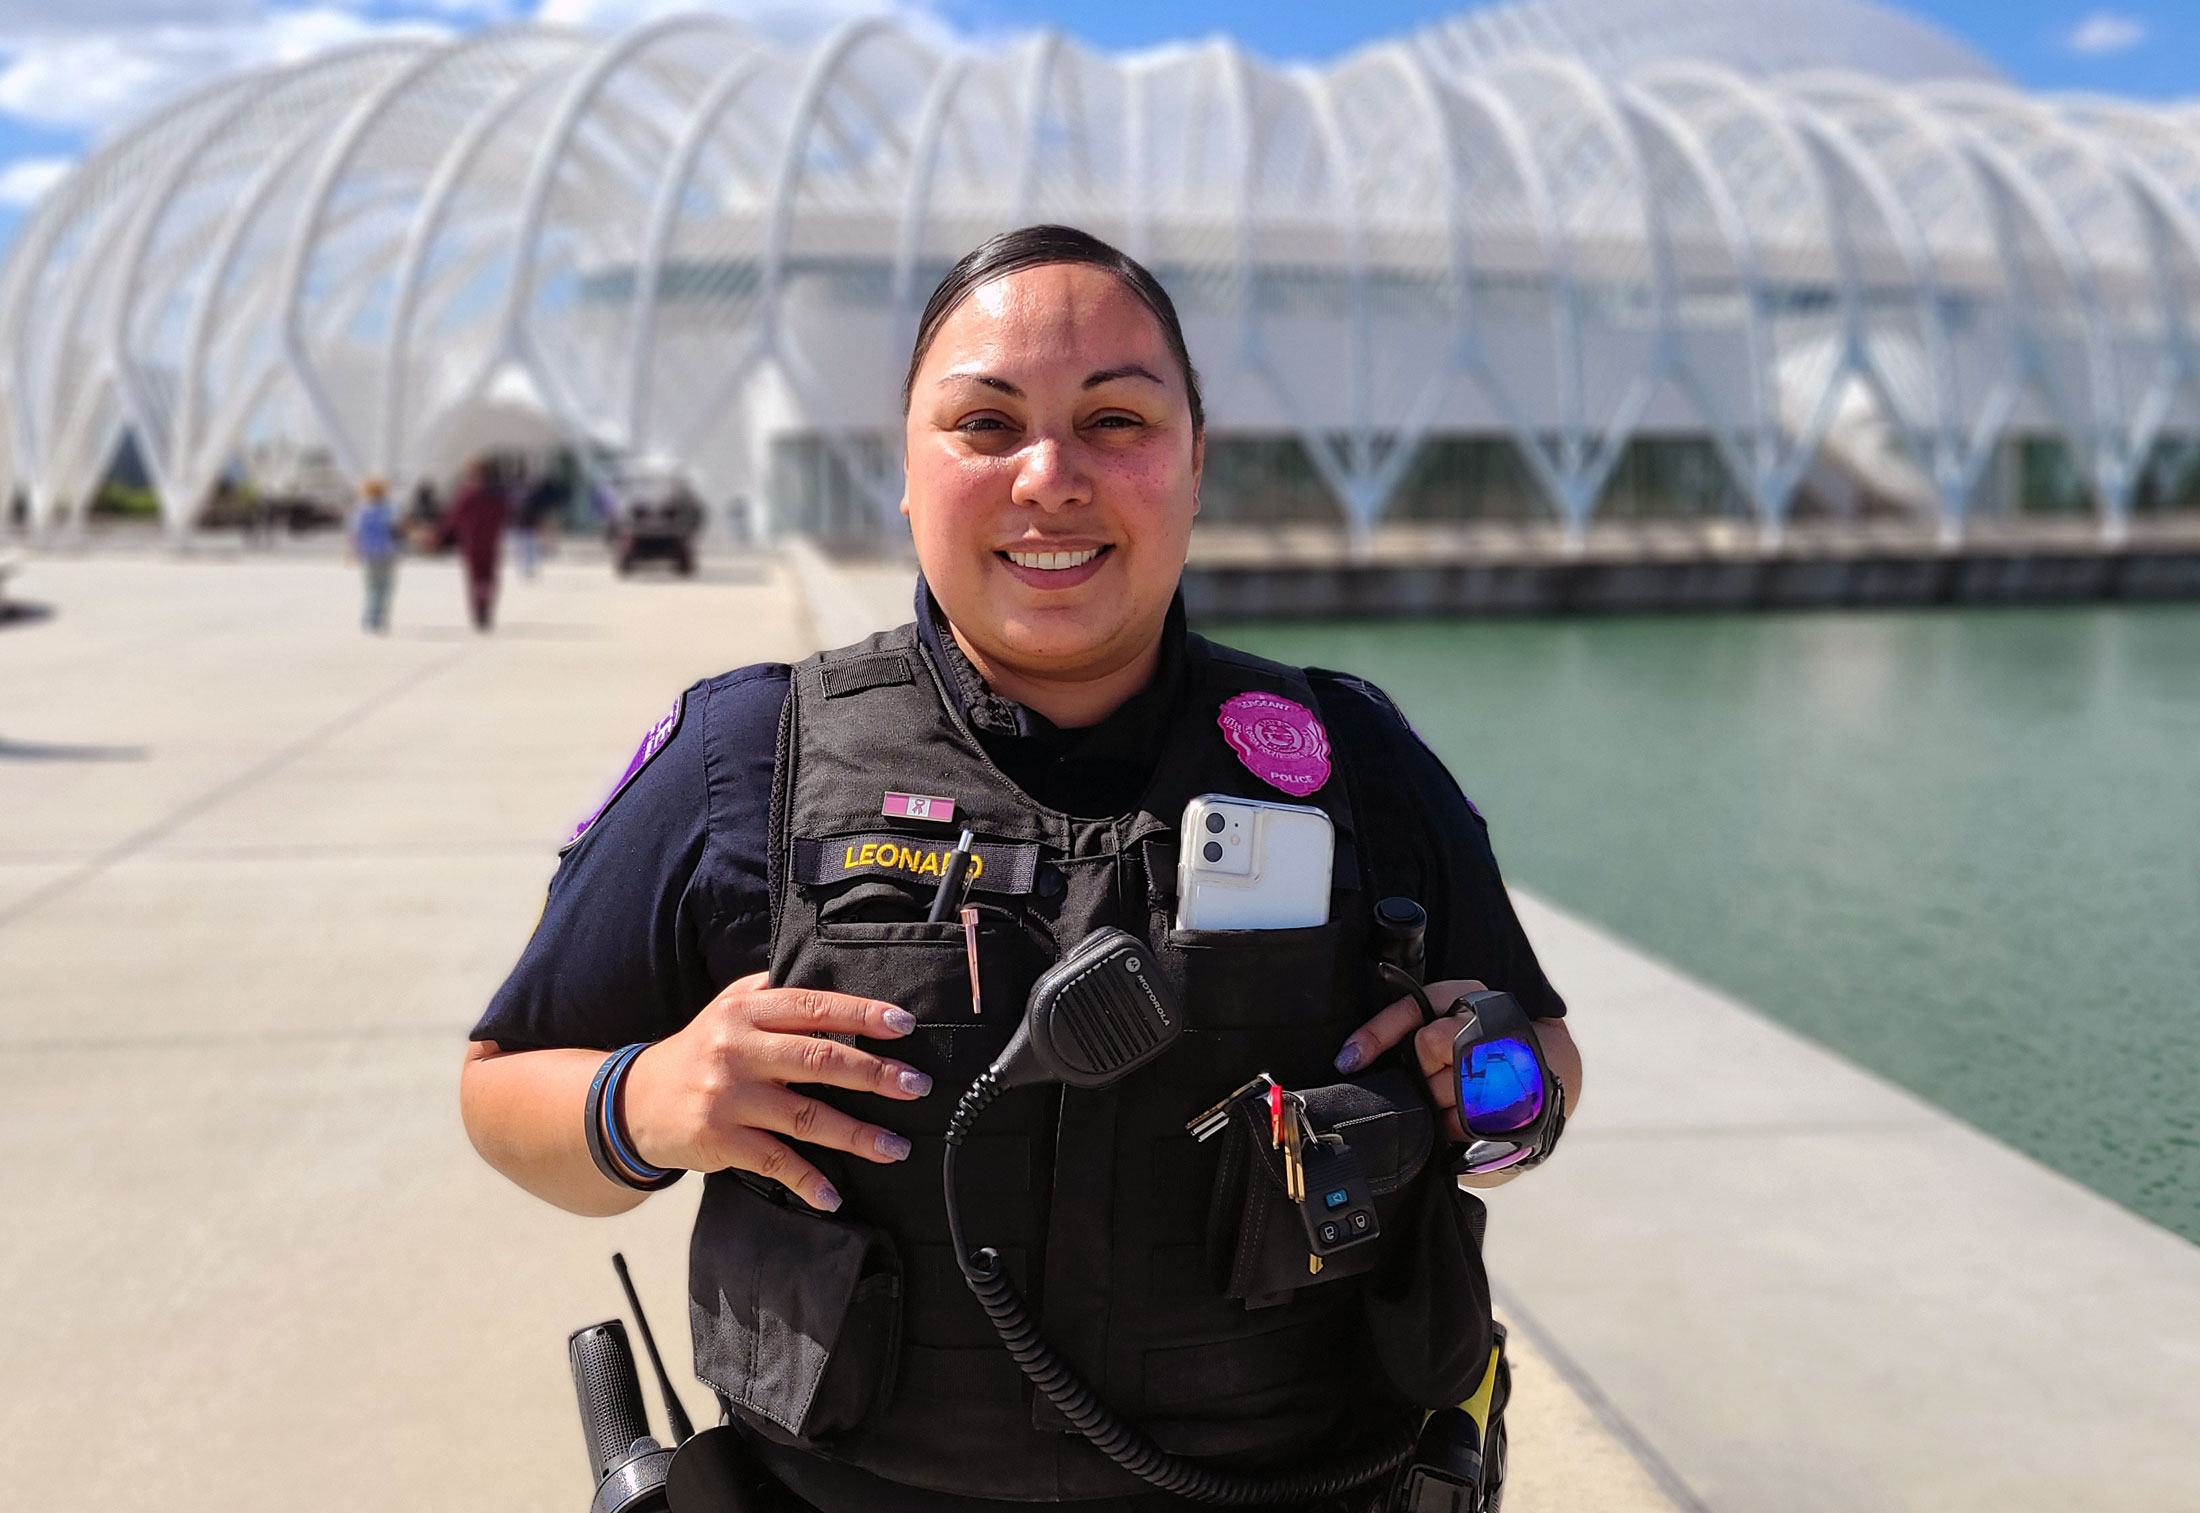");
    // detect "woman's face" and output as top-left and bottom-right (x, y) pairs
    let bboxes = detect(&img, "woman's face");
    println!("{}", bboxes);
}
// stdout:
(903, 262), (1200, 692)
